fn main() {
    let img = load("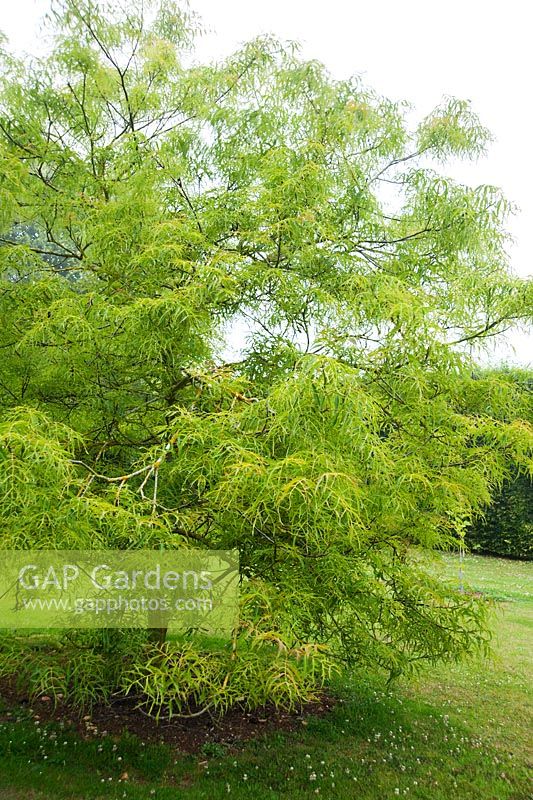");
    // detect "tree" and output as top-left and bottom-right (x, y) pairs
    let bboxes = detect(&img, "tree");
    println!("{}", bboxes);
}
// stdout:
(465, 367), (532, 560)
(0, 0), (531, 715)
